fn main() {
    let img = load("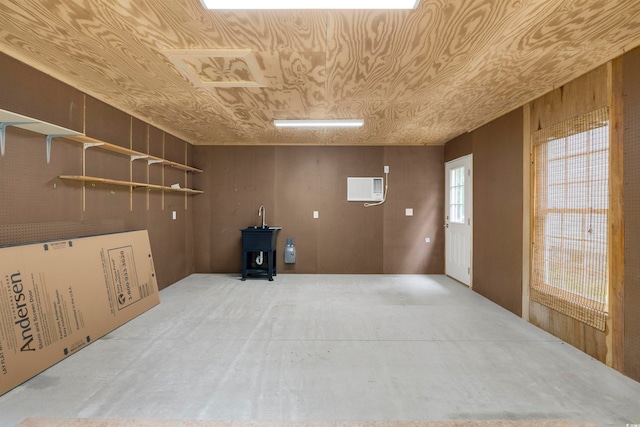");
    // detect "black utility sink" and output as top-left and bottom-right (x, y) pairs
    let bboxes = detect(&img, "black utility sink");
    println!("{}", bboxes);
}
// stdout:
(241, 226), (281, 251)
(240, 226), (281, 281)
